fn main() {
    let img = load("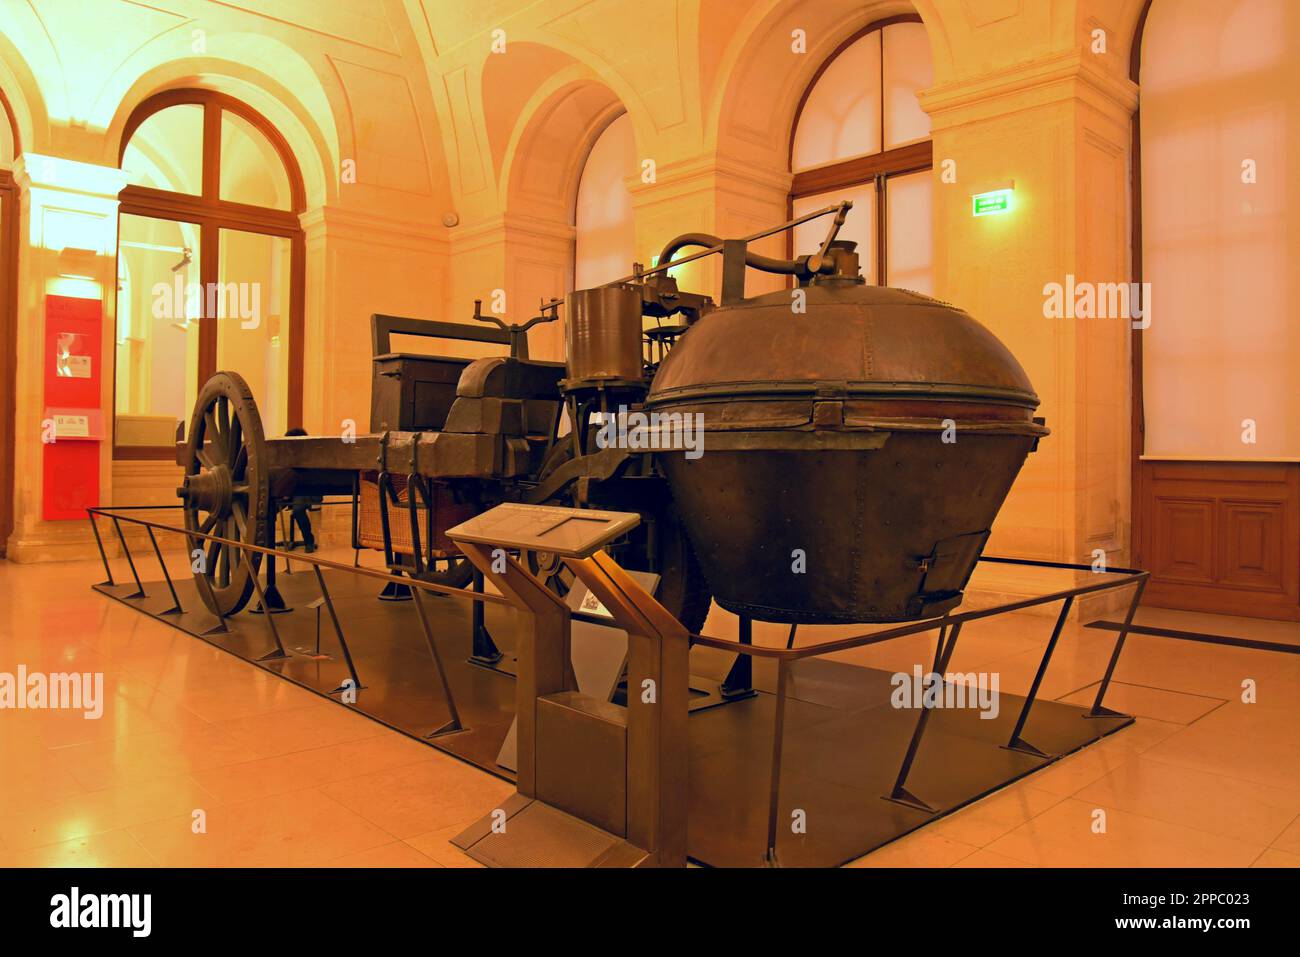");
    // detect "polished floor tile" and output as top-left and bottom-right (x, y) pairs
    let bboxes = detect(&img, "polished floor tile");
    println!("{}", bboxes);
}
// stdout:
(984, 798), (1265, 867)
(1055, 681), (1224, 724)
(0, 829), (158, 868)
(951, 847), (1036, 867)
(1271, 815), (1300, 856)
(322, 841), (442, 868)
(0, 774), (218, 851)
(189, 732), (440, 805)
(929, 783), (1065, 847)
(1074, 757), (1300, 846)
(1252, 848), (1300, 867)
(405, 824), (487, 868)
(126, 788), (395, 868)
(845, 828), (978, 867)
(320, 757), (515, 840)
(4, 556), (1298, 867)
